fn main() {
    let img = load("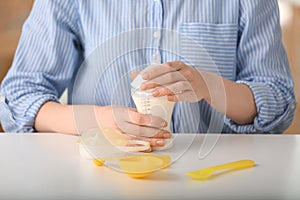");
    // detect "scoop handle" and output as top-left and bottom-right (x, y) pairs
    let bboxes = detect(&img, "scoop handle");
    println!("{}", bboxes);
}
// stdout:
(211, 160), (255, 171)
